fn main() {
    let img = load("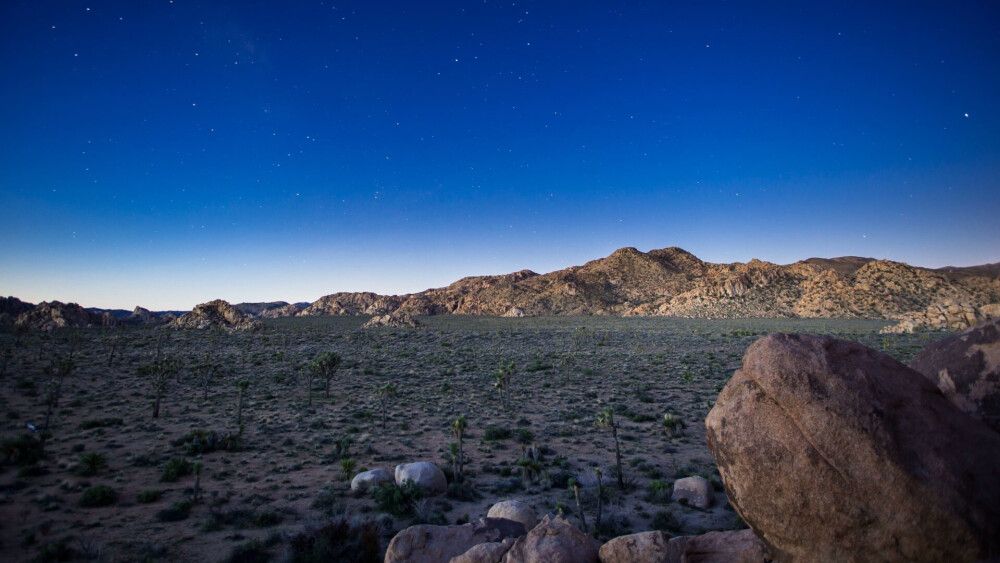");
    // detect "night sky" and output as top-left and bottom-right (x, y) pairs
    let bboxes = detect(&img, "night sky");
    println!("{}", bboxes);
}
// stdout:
(2, 1), (998, 310)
